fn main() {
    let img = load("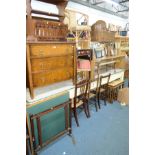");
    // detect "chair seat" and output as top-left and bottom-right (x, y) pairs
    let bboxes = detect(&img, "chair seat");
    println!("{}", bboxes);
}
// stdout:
(108, 79), (124, 88)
